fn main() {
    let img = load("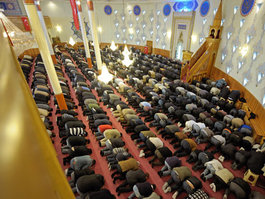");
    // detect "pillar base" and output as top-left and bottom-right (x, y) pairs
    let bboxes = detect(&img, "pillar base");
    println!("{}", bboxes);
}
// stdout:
(55, 93), (68, 110)
(51, 54), (57, 64)
(87, 58), (92, 68)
